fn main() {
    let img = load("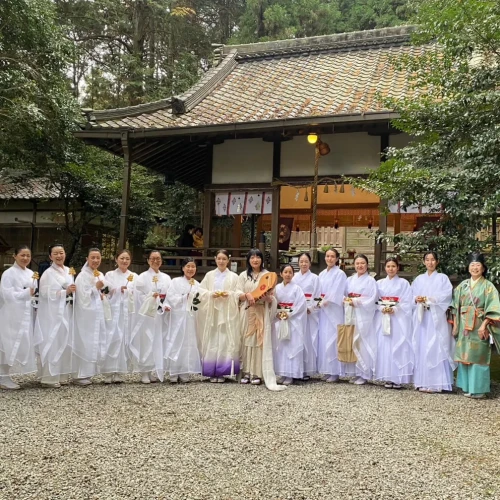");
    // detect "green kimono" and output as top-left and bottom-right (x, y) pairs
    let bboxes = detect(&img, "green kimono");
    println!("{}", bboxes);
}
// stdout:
(451, 277), (500, 394)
